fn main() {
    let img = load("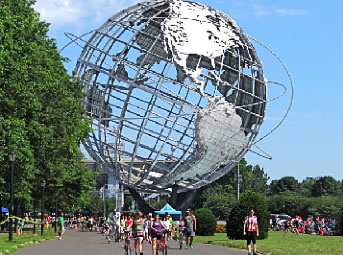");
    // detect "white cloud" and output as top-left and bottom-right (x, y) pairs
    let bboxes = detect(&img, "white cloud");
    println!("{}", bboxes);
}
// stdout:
(34, 0), (141, 28)
(253, 4), (307, 17)
(274, 8), (307, 16)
